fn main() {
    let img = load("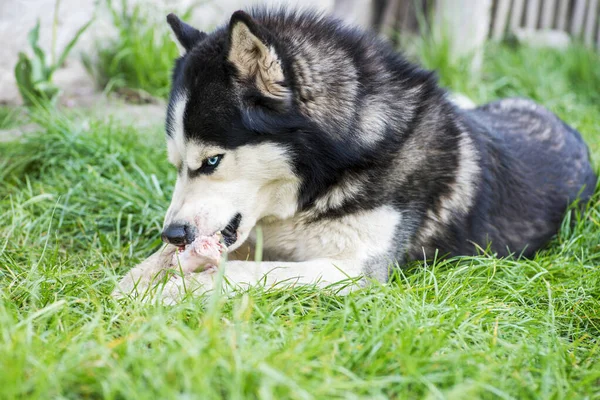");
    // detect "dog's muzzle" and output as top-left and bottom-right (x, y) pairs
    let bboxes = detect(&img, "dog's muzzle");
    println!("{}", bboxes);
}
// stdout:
(161, 223), (197, 247)
(161, 213), (242, 248)
(221, 213), (242, 247)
